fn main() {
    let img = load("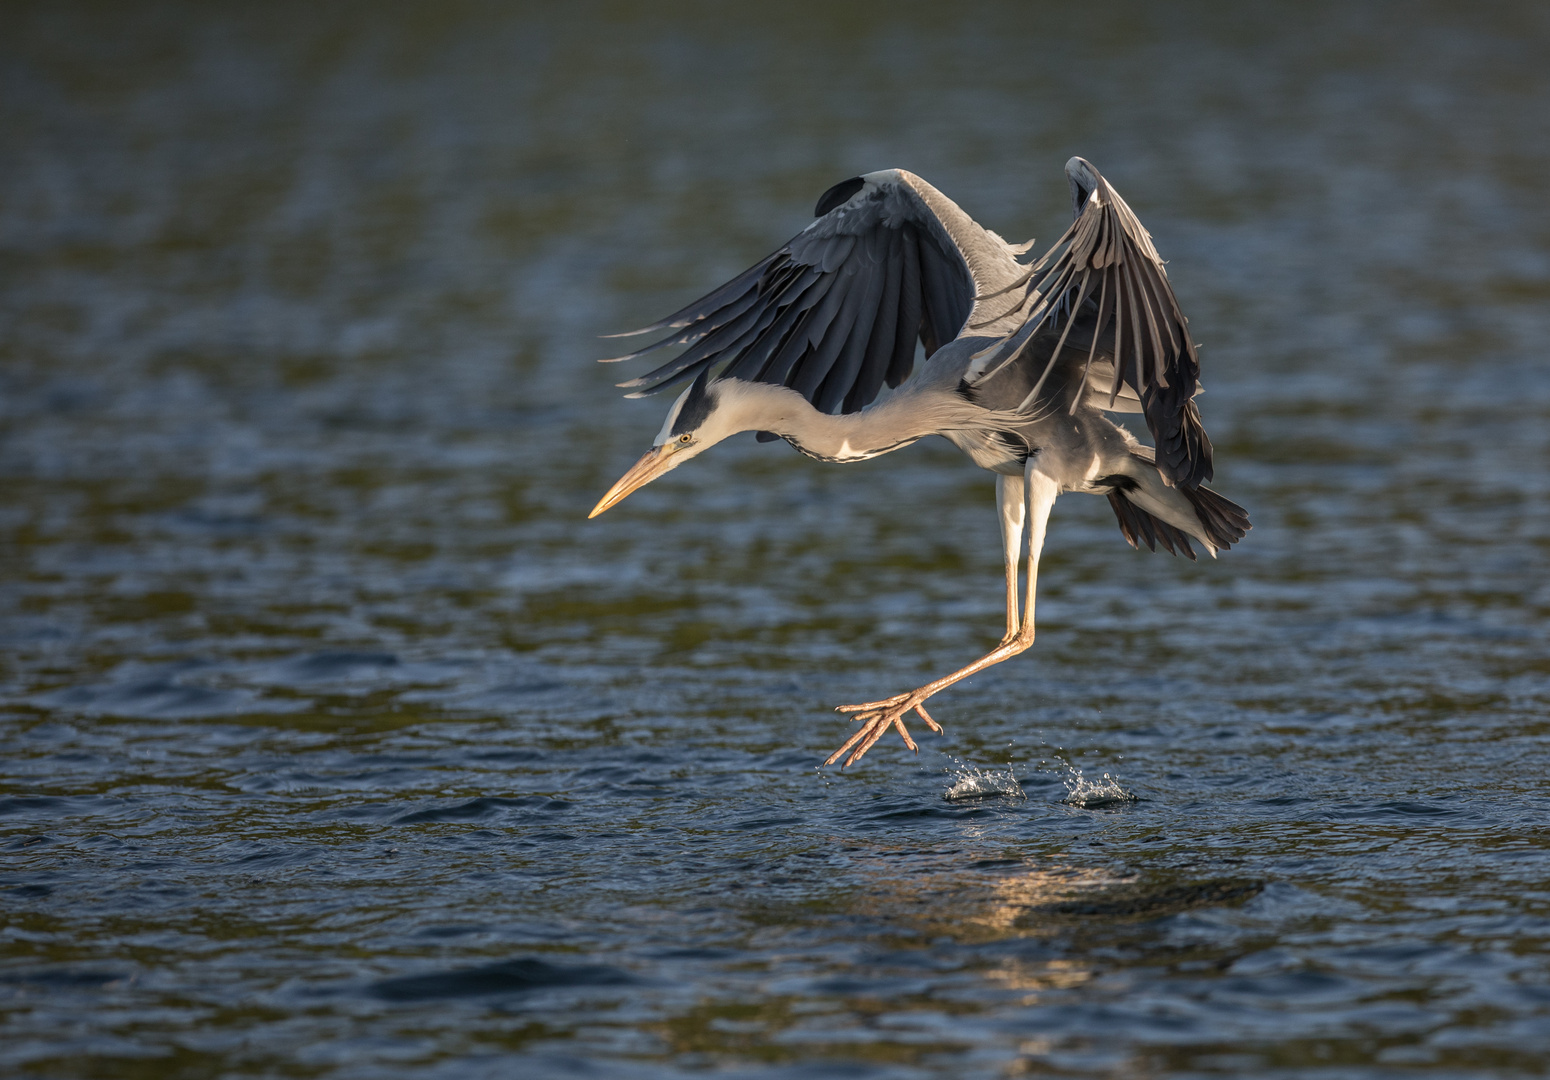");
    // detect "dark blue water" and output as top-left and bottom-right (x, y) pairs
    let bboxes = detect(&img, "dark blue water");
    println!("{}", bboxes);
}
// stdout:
(3, 4), (1549, 1076)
